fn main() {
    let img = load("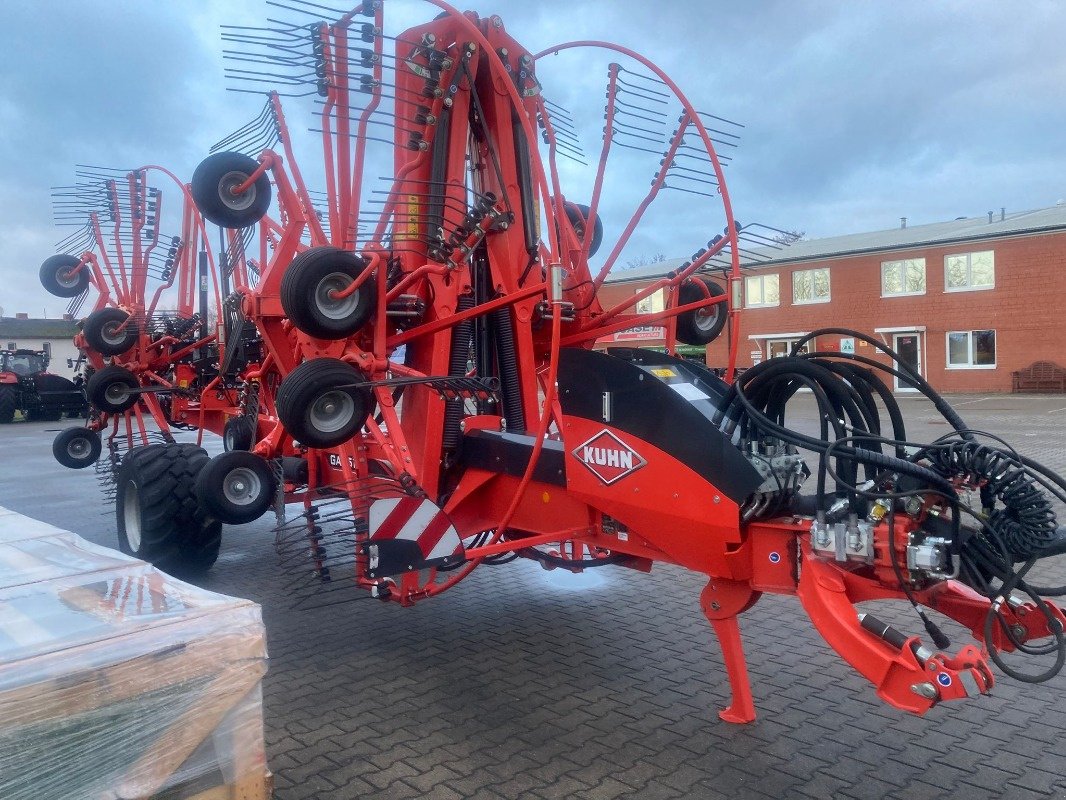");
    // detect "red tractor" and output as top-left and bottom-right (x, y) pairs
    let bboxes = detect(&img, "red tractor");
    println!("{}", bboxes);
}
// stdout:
(0, 347), (86, 424)
(111, 0), (1066, 721)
